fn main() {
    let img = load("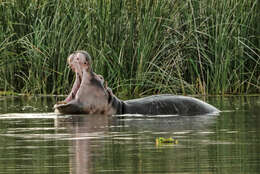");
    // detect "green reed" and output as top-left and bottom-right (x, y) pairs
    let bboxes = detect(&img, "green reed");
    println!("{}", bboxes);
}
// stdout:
(0, 0), (259, 97)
